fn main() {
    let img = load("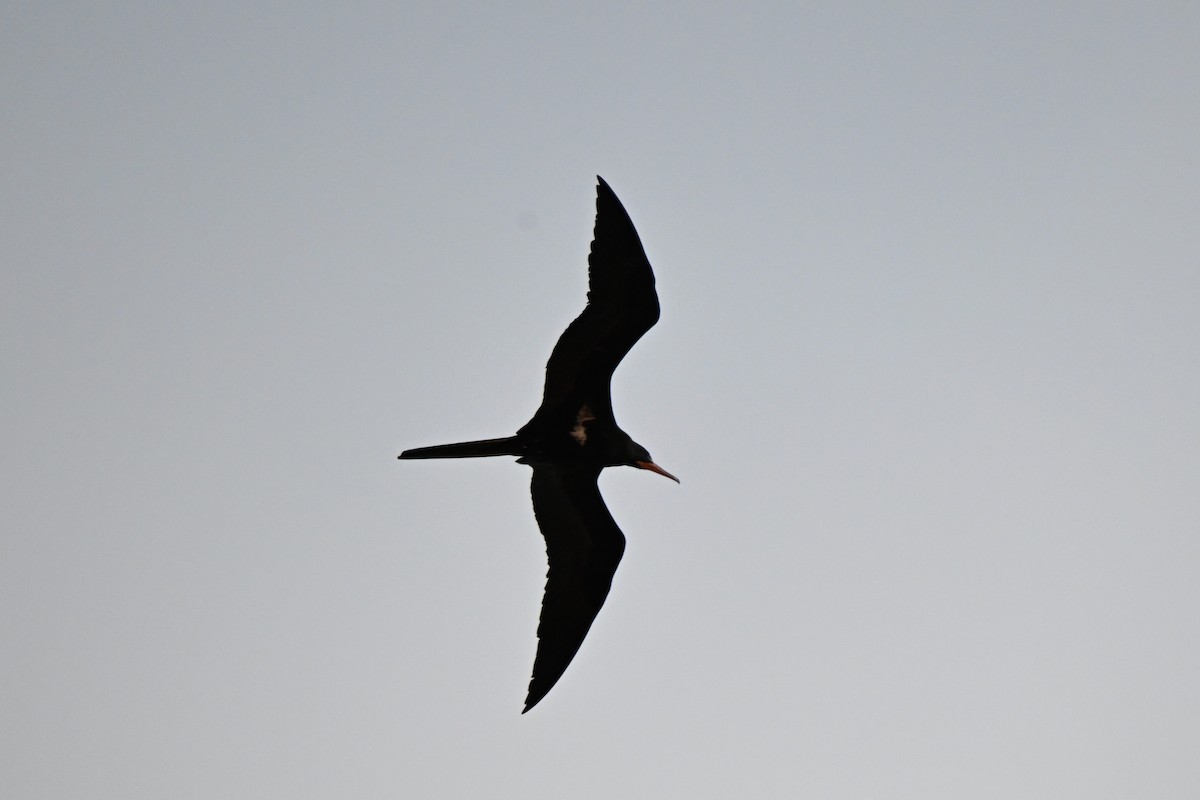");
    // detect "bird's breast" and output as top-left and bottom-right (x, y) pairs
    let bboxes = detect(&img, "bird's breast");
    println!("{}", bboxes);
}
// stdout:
(569, 405), (597, 446)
